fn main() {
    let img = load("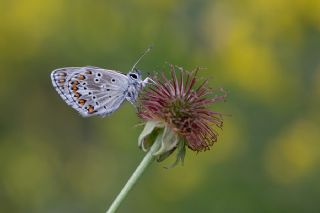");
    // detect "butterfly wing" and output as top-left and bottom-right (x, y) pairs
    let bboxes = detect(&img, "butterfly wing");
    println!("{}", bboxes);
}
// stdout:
(51, 66), (129, 117)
